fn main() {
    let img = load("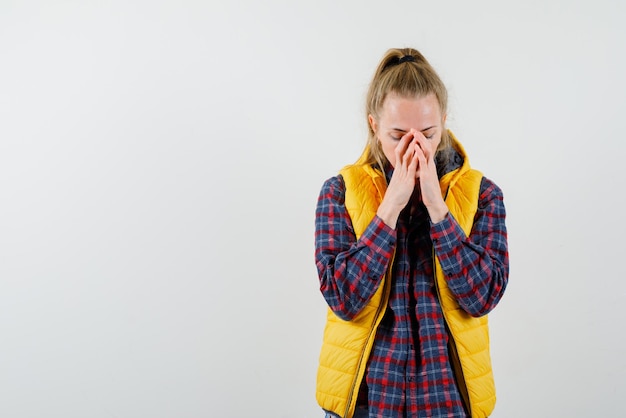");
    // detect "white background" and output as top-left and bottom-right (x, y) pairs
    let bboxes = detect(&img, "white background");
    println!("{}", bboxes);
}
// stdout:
(1, 1), (625, 417)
